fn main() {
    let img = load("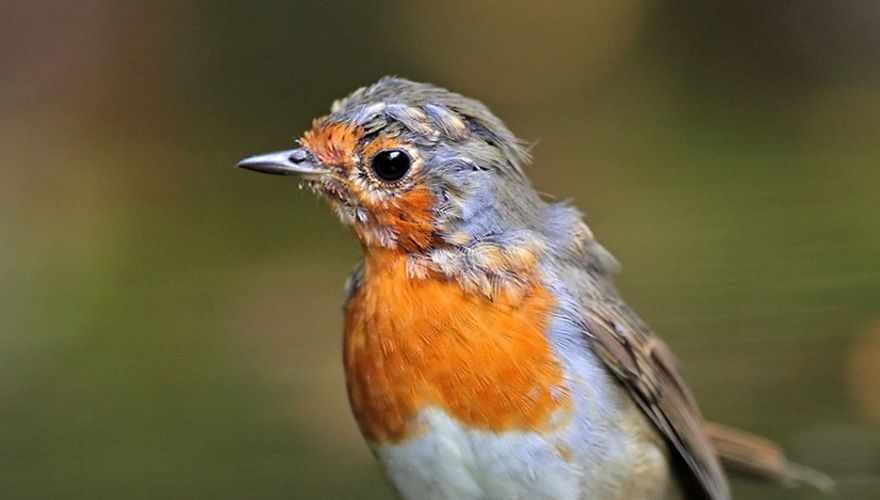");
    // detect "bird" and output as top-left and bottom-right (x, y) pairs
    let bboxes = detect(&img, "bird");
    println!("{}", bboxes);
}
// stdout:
(238, 77), (832, 500)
